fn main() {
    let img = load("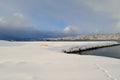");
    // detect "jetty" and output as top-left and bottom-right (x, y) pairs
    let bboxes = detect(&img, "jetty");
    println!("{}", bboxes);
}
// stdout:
(63, 41), (120, 54)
